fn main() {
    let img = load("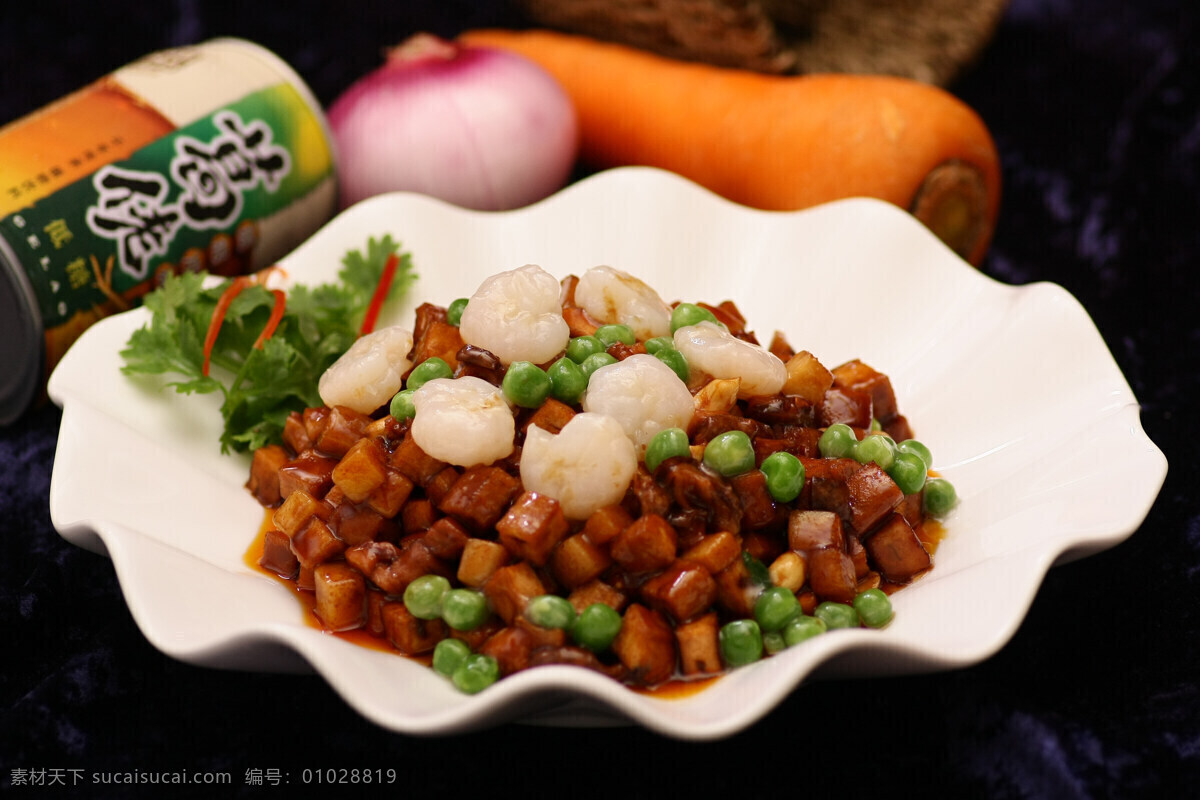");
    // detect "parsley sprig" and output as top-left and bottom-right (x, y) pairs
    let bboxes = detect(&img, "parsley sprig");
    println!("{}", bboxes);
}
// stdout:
(120, 235), (416, 453)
